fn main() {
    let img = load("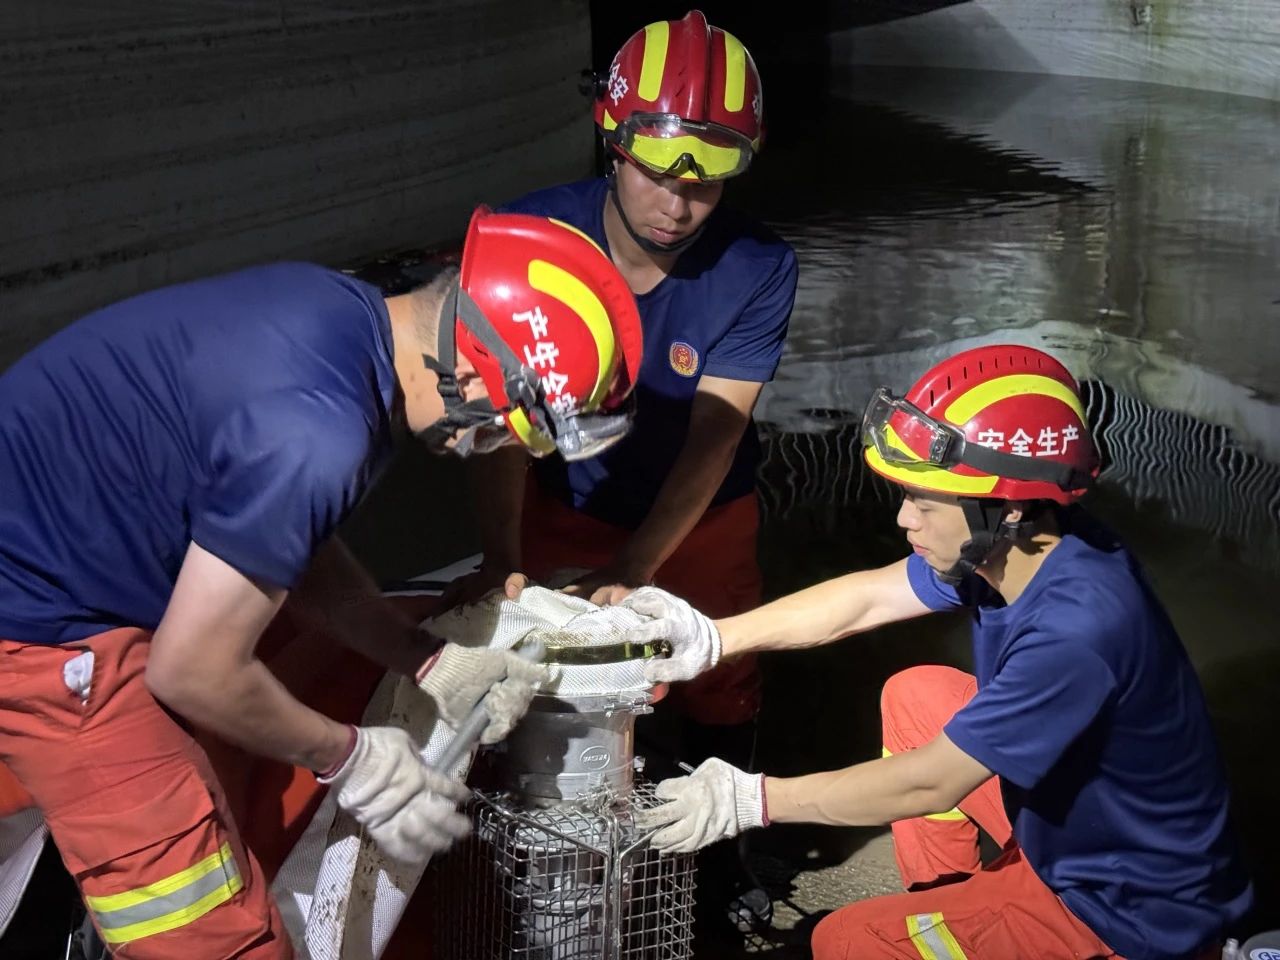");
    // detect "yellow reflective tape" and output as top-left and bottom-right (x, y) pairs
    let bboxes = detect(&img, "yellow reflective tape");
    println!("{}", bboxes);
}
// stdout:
(527, 258), (615, 408)
(638, 21), (669, 101)
(907, 912), (969, 960)
(84, 842), (235, 914)
(628, 133), (745, 178)
(925, 808), (970, 821)
(507, 408), (555, 455)
(99, 873), (243, 944)
(864, 424), (1000, 495)
(722, 31), (747, 112)
(944, 374), (1085, 427)
(882, 748), (968, 820)
(906, 913), (941, 960)
(547, 218), (607, 258)
(935, 914), (969, 958)
(602, 109), (618, 132)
